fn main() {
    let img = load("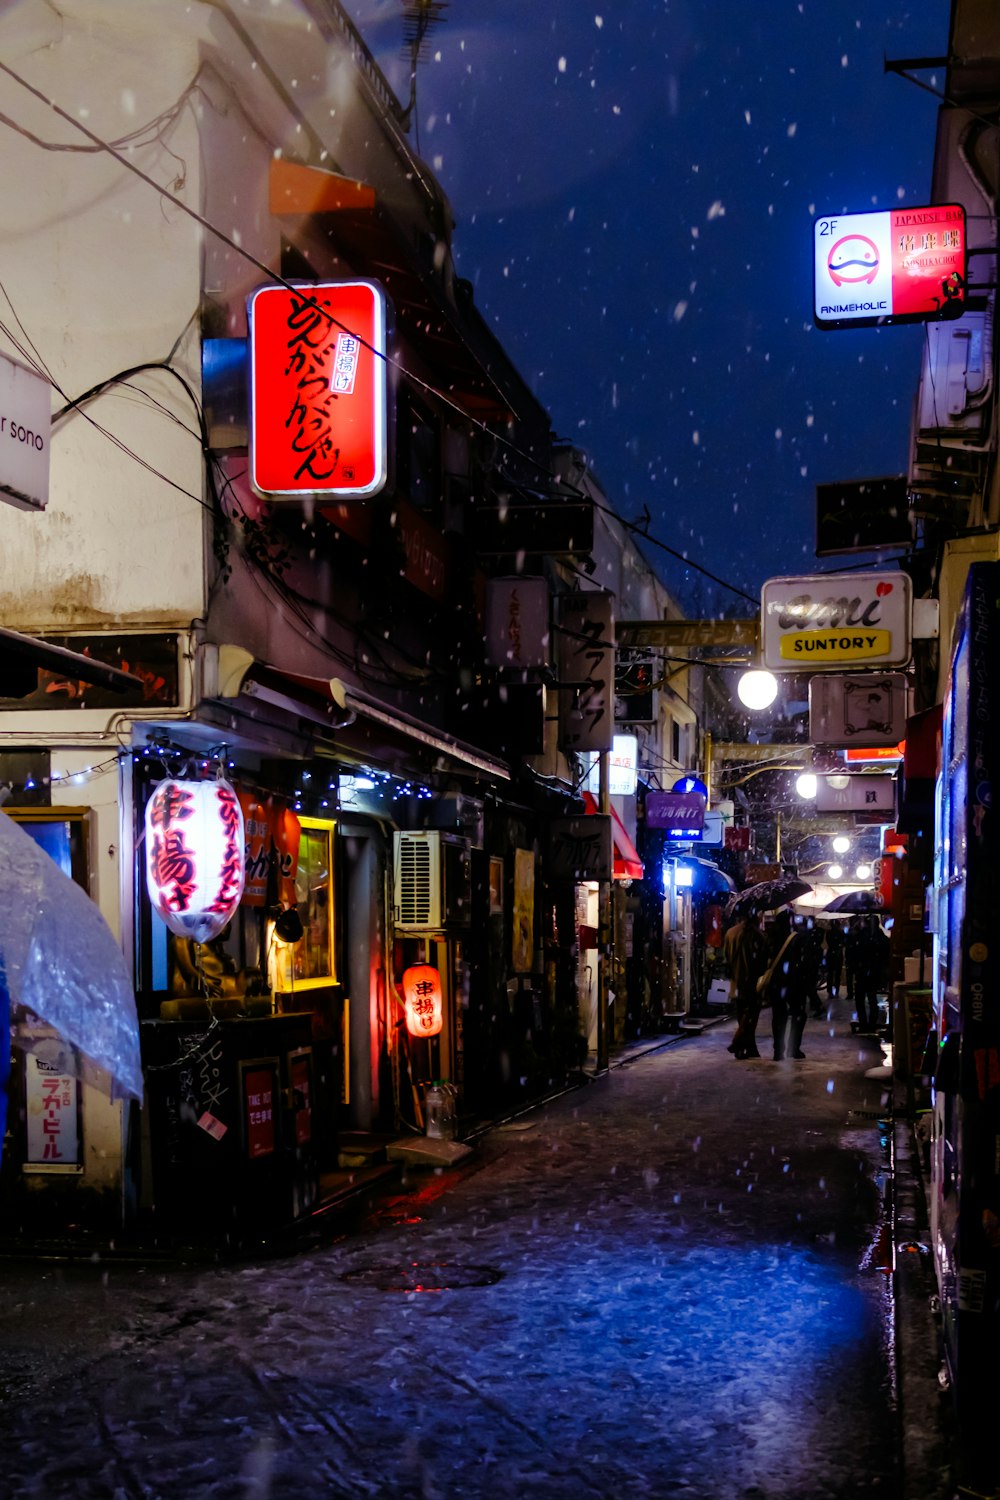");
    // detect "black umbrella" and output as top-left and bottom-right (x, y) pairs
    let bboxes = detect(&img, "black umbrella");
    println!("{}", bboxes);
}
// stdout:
(724, 876), (812, 924)
(823, 889), (886, 914)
